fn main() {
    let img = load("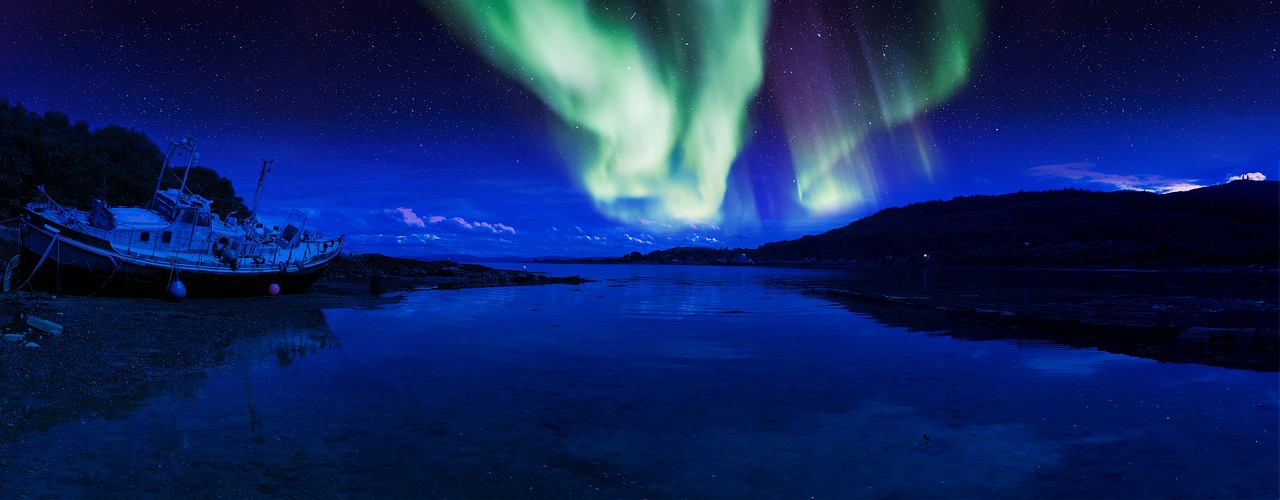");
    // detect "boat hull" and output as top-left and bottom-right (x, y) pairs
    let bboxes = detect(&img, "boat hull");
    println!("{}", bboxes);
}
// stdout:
(19, 217), (334, 298)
